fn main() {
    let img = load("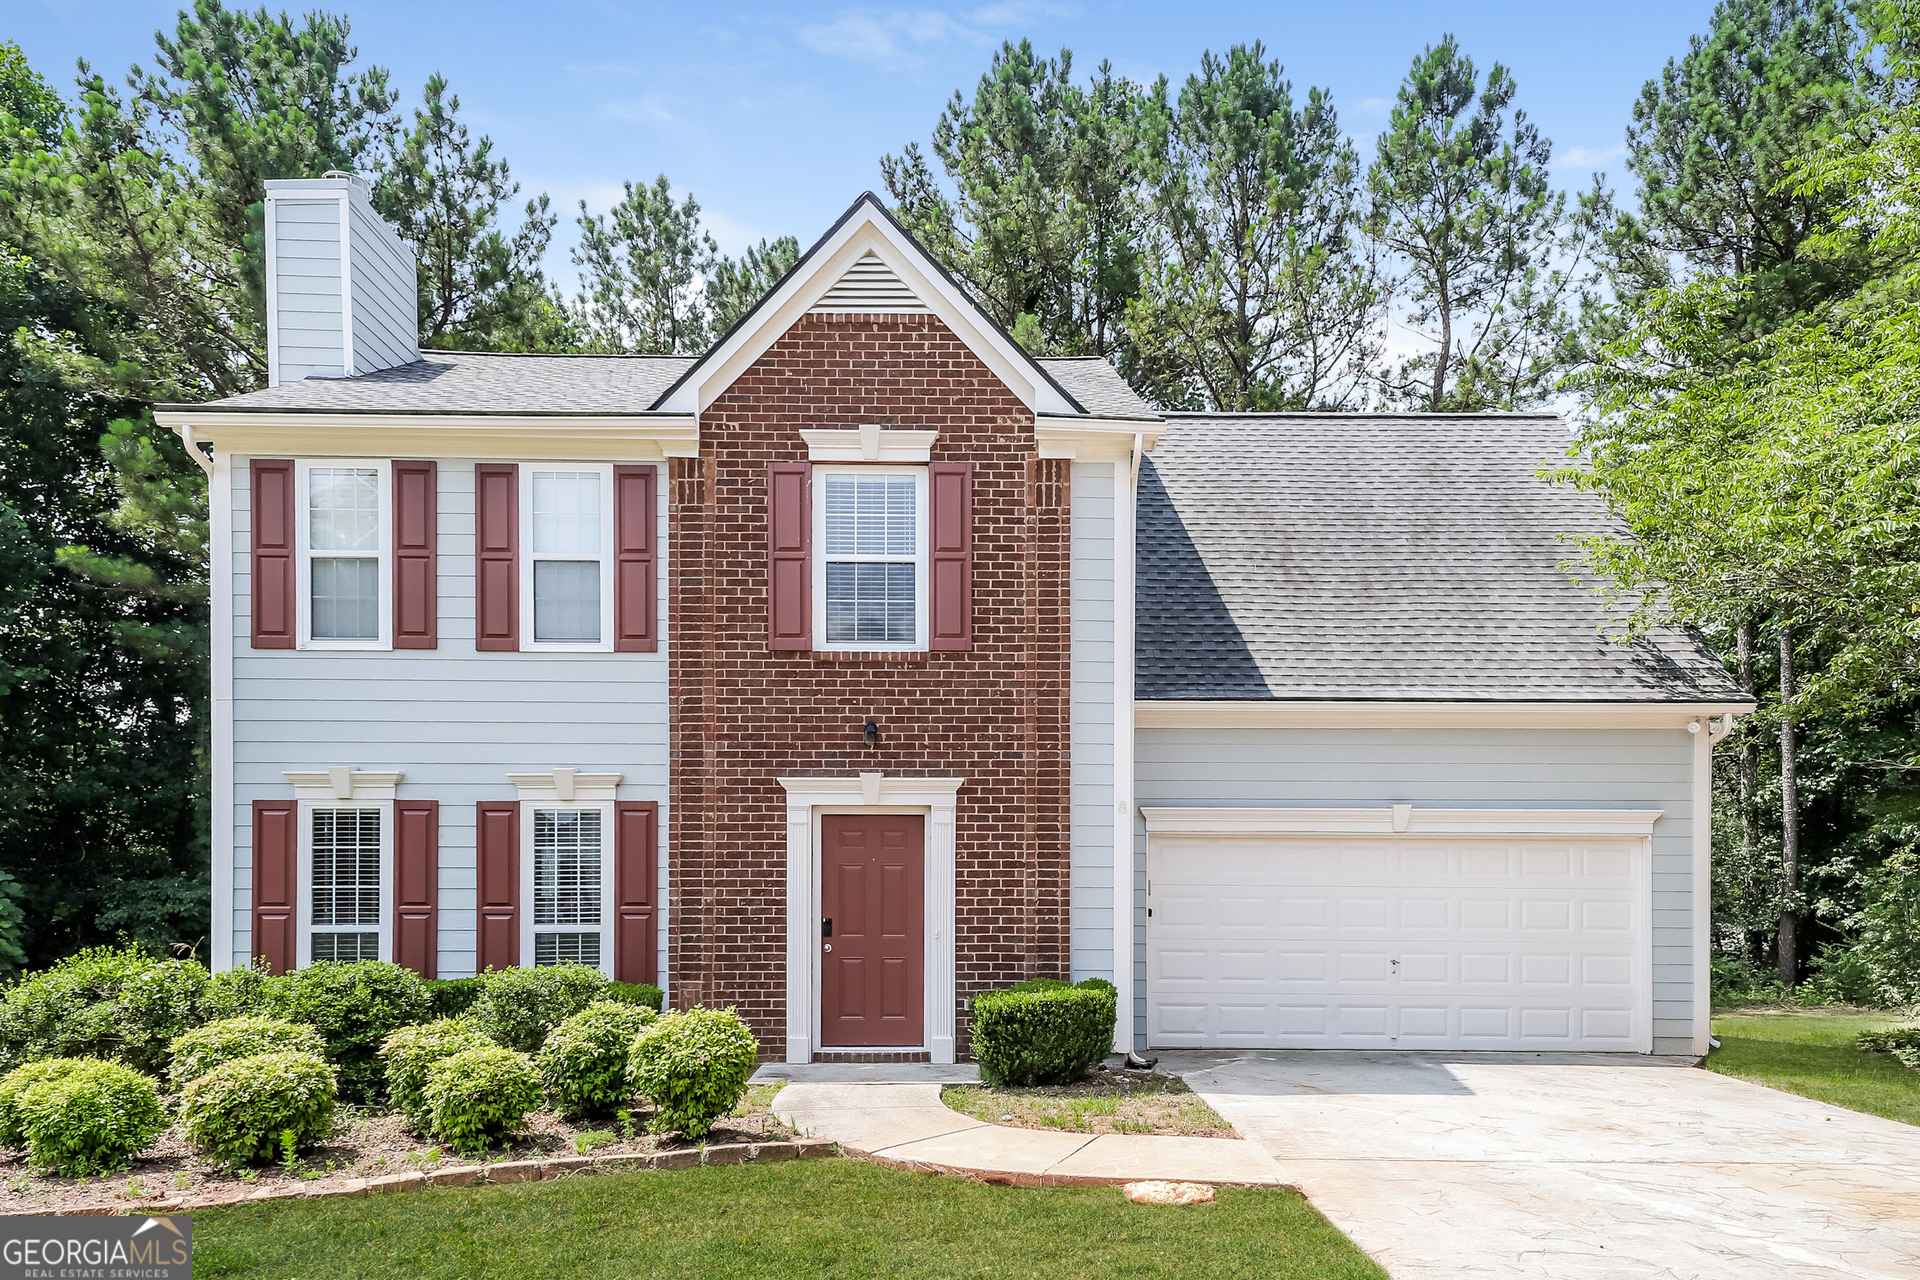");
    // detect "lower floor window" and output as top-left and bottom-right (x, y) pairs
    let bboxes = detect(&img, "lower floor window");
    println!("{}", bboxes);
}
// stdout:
(532, 808), (604, 967)
(312, 807), (382, 963)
